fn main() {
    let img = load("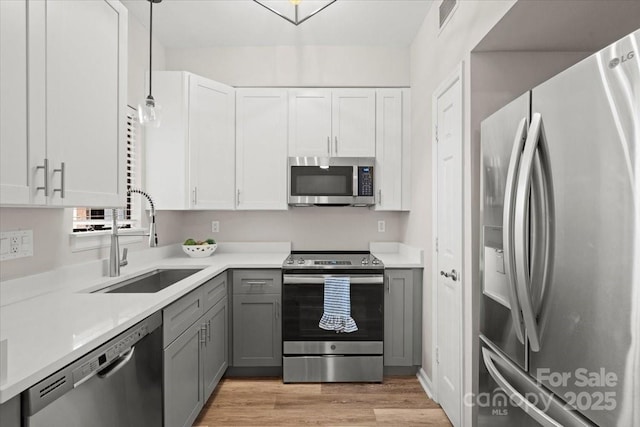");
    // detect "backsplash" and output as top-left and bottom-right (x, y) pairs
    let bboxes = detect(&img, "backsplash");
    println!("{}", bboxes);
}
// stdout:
(181, 208), (407, 251)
